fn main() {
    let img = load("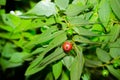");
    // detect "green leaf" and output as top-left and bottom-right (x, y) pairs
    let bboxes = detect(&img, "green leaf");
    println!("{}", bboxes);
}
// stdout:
(1, 14), (15, 28)
(113, 59), (120, 67)
(14, 19), (31, 33)
(0, 9), (5, 15)
(18, 15), (55, 33)
(109, 24), (120, 42)
(29, 18), (44, 28)
(9, 52), (29, 63)
(110, 48), (120, 58)
(0, 24), (13, 32)
(82, 72), (91, 80)
(109, 38), (120, 48)
(110, 0), (120, 20)
(73, 35), (97, 44)
(27, 0), (57, 17)
(85, 59), (102, 67)
(85, 12), (93, 20)
(70, 56), (82, 80)
(55, 0), (69, 10)
(0, 0), (6, 5)
(98, 0), (111, 27)
(107, 65), (120, 80)
(91, 24), (103, 32)
(73, 26), (98, 36)
(0, 32), (21, 39)
(65, 3), (91, 16)
(89, 12), (98, 23)
(1, 14), (25, 33)
(62, 55), (74, 70)
(8, 14), (21, 27)
(45, 16), (56, 25)
(87, 0), (99, 5)
(68, 16), (89, 26)
(52, 61), (62, 79)
(61, 71), (69, 80)
(24, 26), (58, 49)
(25, 47), (66, 76)
(40, 31), (67, 55)
(25, 31), (67, 76)
(12, 35), (29, 49)
(31, 47), (45, 55)
(2, 42), (16, 58)
(9, 52), (24, 63)
(96, 48), (111, 63)
(70, 46), (84, 80)
(45, 72), (54, 80)
(2, 14), (21, 31)
(22, 32), (34, 39)
(26, 31), (67, 72)
(39, 48), (65, 68)
(0, 58), (22, 71)
(72, 0), (86, 5)
(25, 53), (45, 76)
